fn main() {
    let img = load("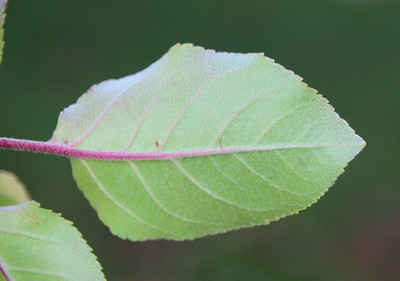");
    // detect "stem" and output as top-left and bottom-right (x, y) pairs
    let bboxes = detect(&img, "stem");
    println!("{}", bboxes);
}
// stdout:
(0, 137), (78, 157)
(0, 261), (11, 281)
(0, 137), (360, 161)
(0, 137), (247, 160)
